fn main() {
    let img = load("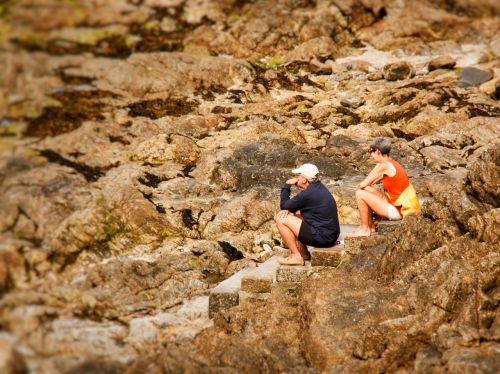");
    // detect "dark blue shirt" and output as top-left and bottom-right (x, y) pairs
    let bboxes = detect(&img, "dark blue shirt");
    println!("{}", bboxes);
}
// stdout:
(280, 181), (340, 245)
